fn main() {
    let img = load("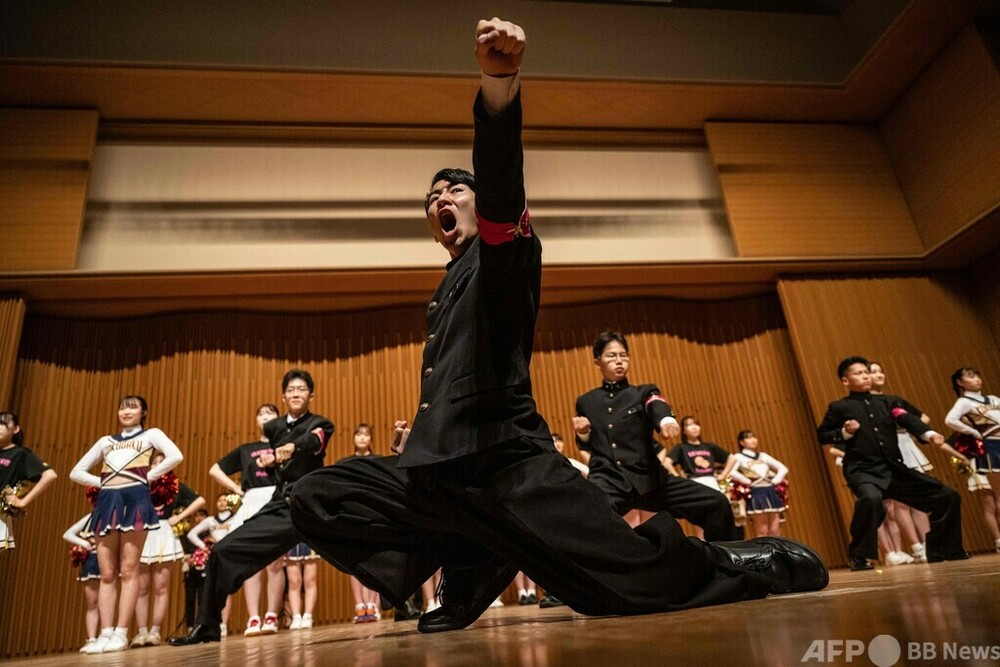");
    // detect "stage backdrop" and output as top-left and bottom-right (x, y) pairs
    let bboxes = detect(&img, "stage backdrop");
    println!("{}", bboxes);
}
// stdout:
(779, 273), (1000, 559)
(0, 293), (846, 657)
